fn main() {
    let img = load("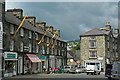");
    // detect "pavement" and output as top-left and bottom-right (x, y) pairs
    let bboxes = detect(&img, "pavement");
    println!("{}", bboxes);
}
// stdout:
(2, 73), (107, 79)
